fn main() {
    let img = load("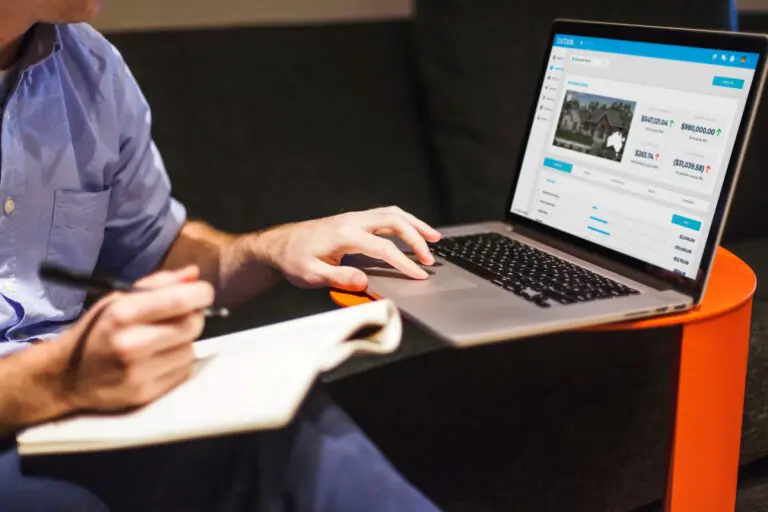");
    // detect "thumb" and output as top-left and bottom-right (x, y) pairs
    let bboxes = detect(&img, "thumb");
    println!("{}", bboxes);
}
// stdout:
(319, 264), (368, 292)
